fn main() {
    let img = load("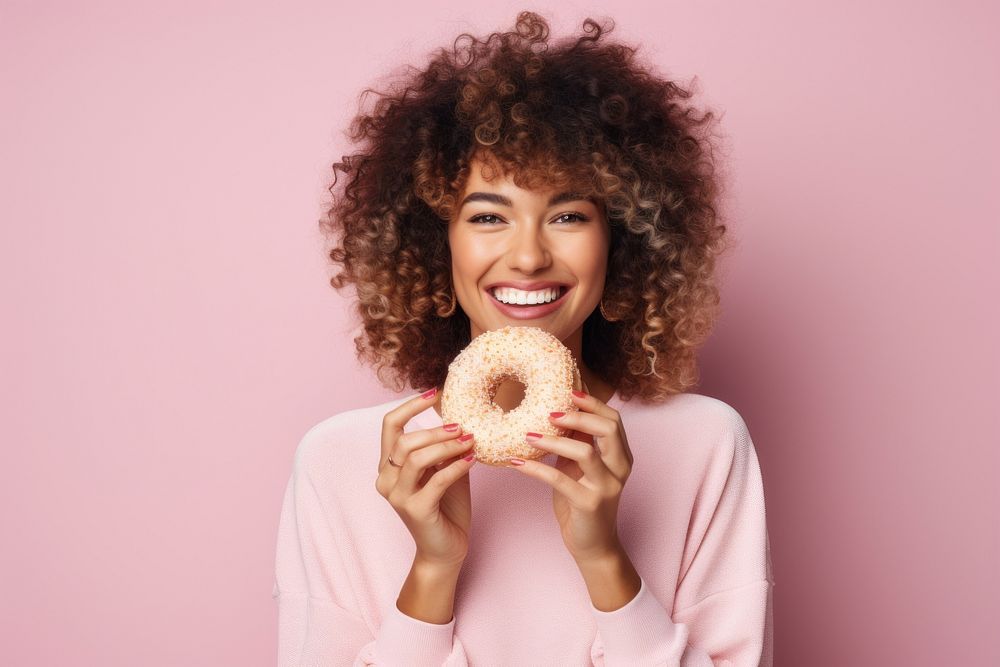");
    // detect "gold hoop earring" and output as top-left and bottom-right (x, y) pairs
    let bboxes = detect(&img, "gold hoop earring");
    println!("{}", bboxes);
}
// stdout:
(599, 296), (617, 322)
(439, 286), (457, 318)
